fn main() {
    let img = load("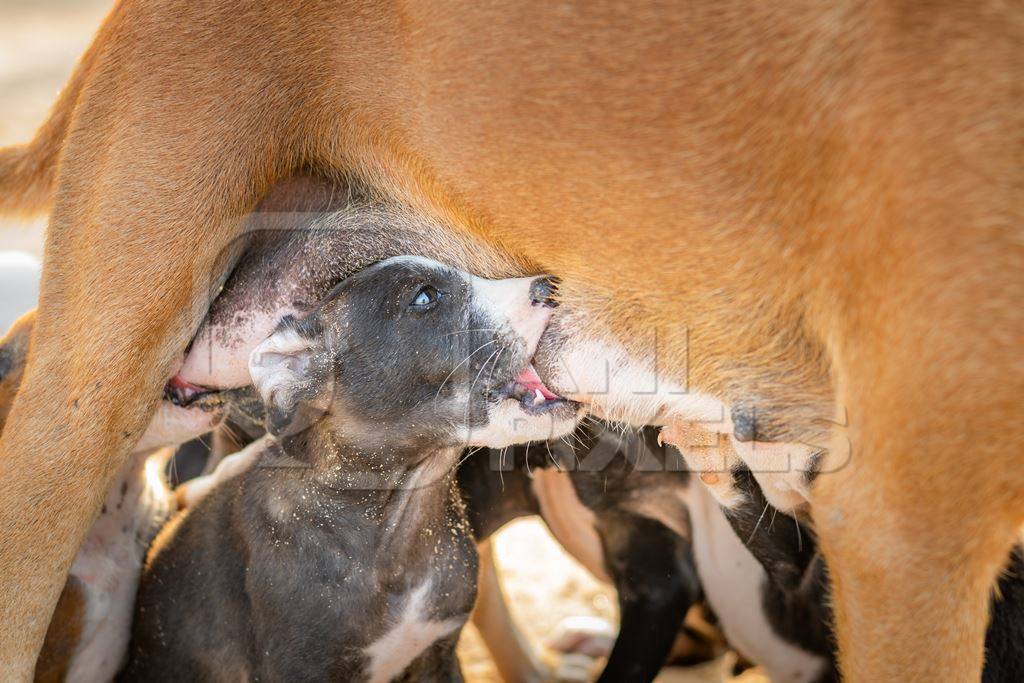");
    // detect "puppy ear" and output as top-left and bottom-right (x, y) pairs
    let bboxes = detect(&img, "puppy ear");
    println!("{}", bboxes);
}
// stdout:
(249, 318), (335, 437)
